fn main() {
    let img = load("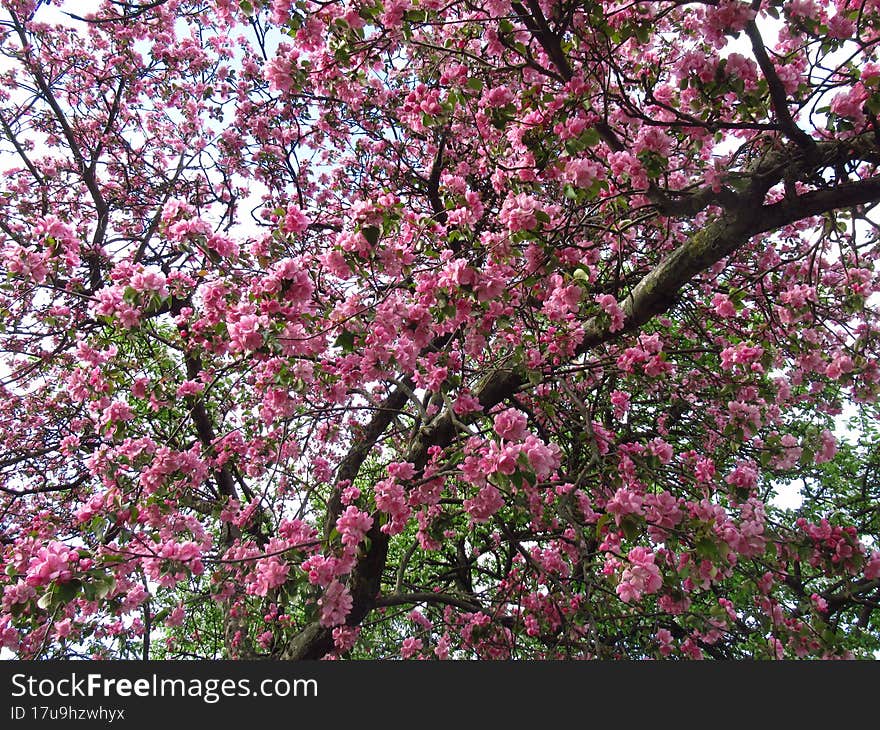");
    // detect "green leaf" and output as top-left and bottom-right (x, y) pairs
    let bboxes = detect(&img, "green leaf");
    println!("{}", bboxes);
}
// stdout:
(335, 329), (356, 352)
(361, 226), (381, 247)
(595, 512), (611, 539)
(93, 574), (116, 600)
(620, 514), (641, 541)
(580, 127), (601, 147)
(153, 608), (171, 624)
(695, 537), (720, 561)
(56, 579), (82, 604)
